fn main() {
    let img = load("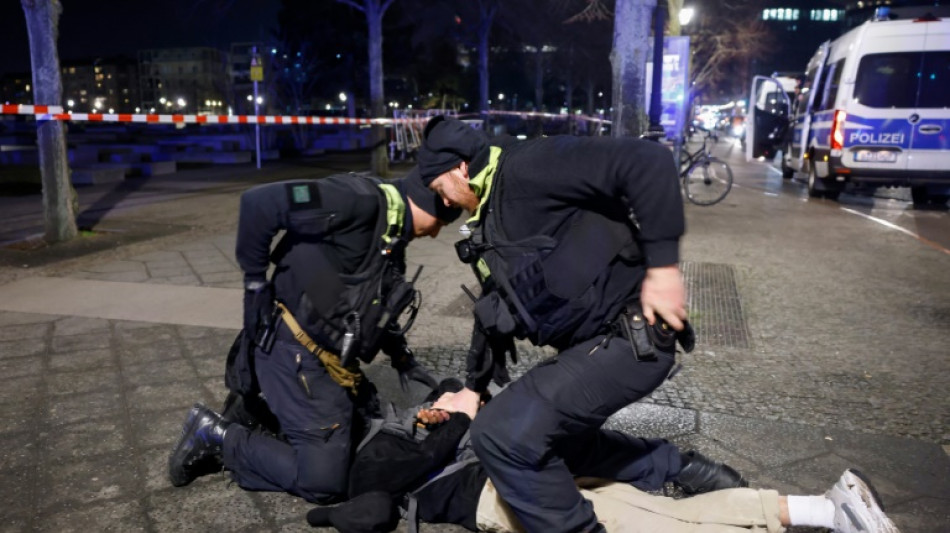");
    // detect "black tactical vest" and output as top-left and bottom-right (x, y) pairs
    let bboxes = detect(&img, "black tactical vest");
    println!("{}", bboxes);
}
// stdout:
(458, 161), (643, 348)
(278, 175), (418, 364)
